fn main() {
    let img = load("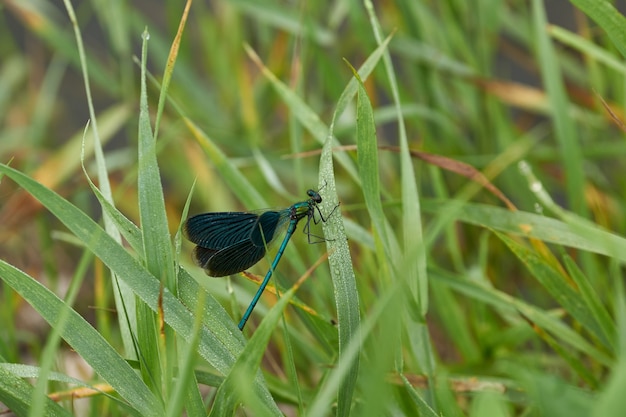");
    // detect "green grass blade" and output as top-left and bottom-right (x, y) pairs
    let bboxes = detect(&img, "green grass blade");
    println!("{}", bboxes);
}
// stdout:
(0, 260), (162, 417)
(570, 0), (626, 59)
(330, 33), (394, 130)
(138, 29), (176, 288)
(319, 135), (359, 417)
(353, 66), (393, 263)
(422, 199), (626, 263)
(532, 0), (585, 215)
(400, 374), (439, 417)
(136, 28), (174, 395)
(0, 364), (72, 417)
(563, 255), (616, 351)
